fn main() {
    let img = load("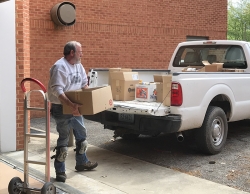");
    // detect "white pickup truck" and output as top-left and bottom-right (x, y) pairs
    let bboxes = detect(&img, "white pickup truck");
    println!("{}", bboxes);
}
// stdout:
(85, 40), (250, 155)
